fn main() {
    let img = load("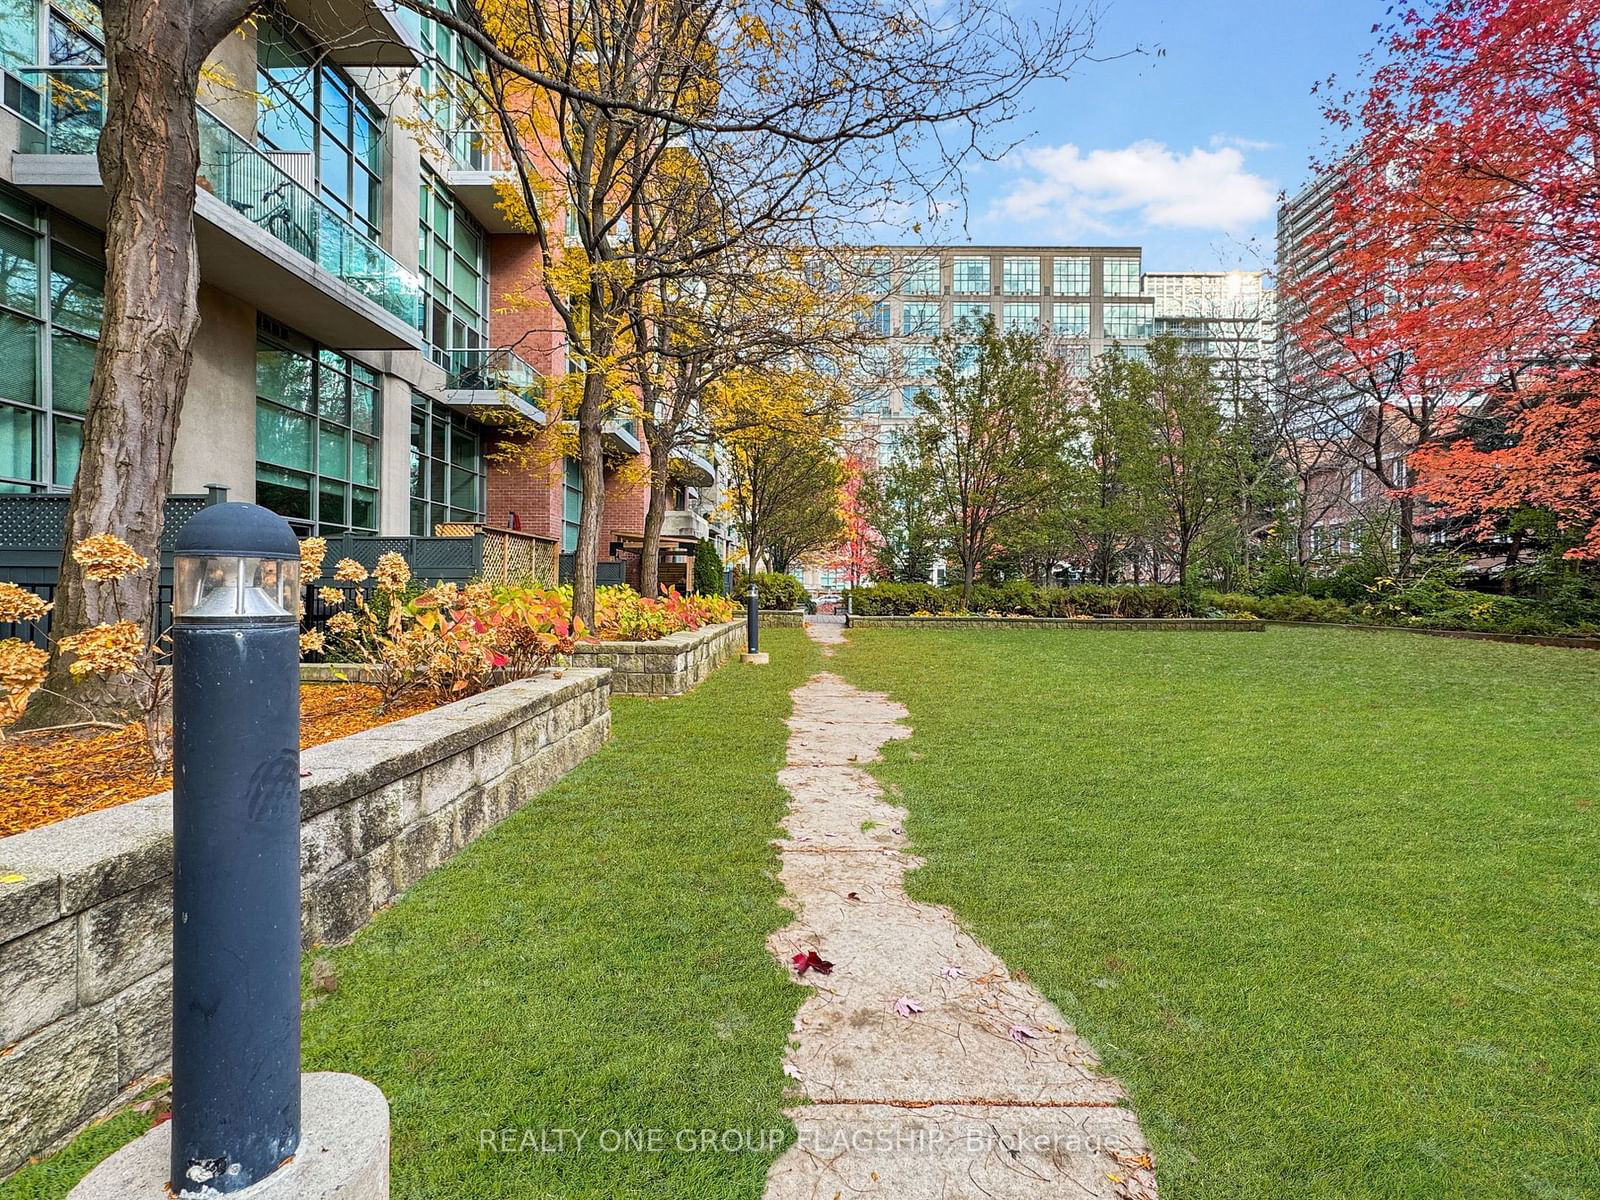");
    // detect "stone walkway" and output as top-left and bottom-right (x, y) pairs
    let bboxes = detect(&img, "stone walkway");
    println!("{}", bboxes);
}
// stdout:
(764, 621), (1157, 1199)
